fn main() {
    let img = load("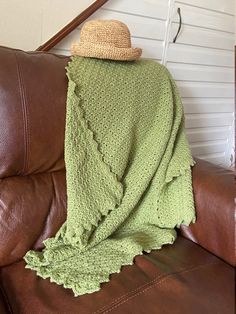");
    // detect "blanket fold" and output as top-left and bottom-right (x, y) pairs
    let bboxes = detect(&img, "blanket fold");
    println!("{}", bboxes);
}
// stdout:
(24, 56), (196, 296)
